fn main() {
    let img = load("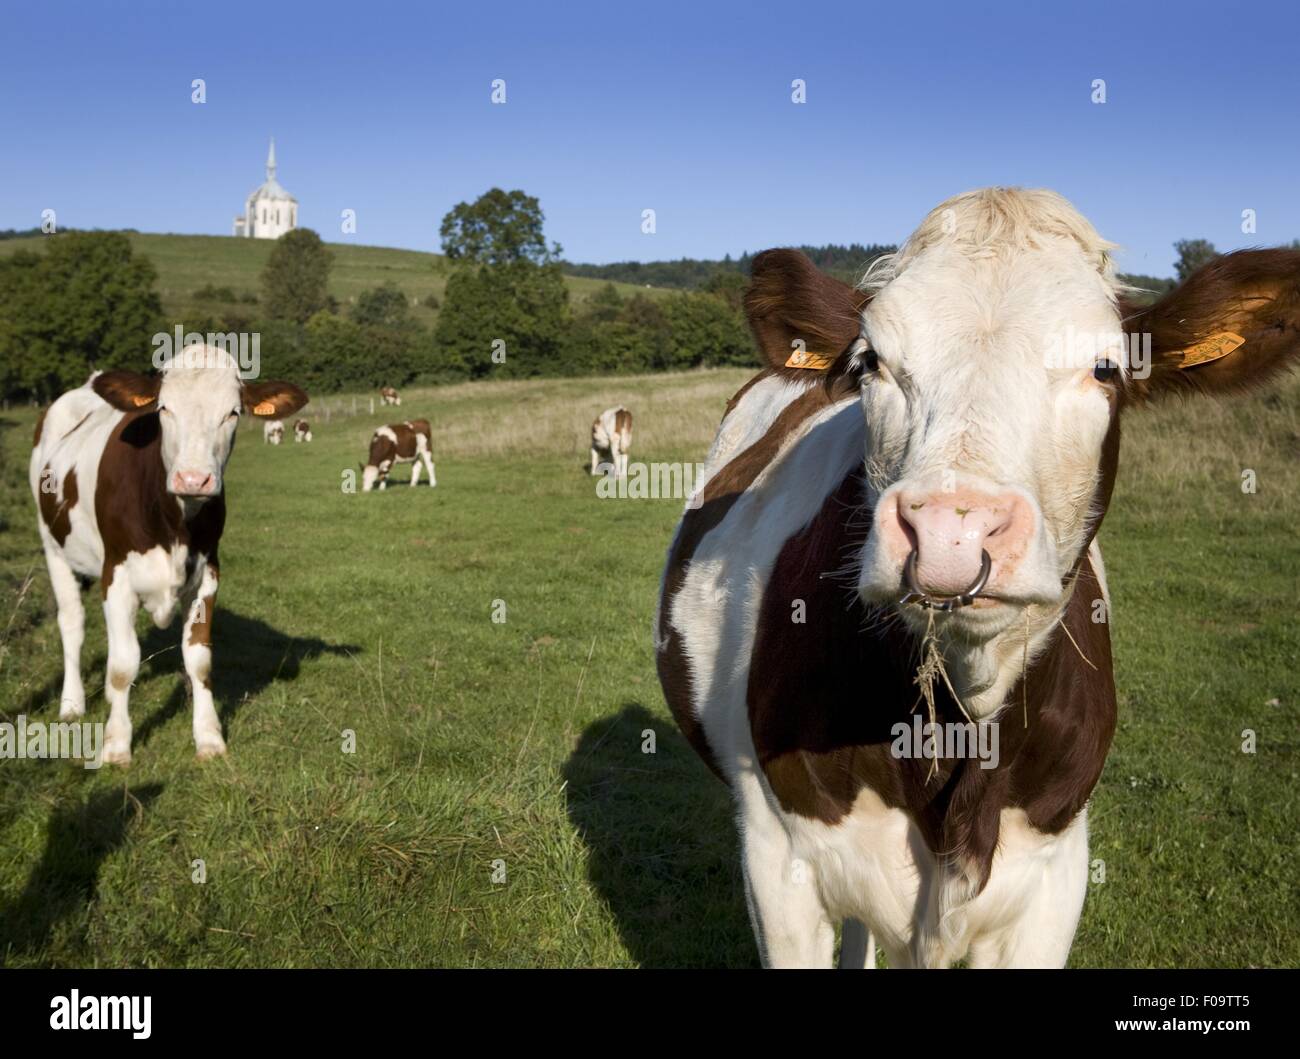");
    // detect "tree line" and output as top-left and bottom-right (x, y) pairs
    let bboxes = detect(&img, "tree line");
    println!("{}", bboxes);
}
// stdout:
(2, 189), (1238, 402)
